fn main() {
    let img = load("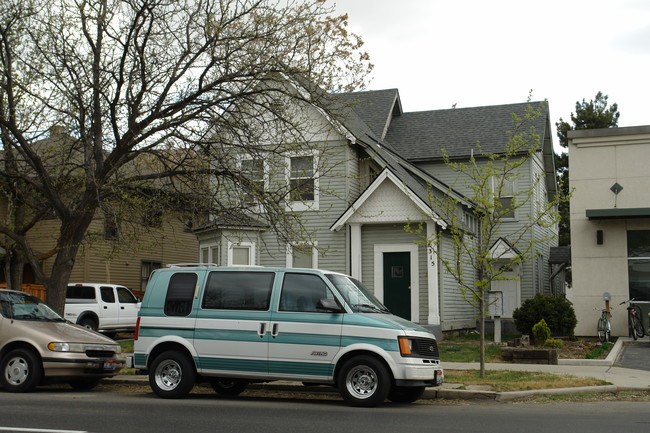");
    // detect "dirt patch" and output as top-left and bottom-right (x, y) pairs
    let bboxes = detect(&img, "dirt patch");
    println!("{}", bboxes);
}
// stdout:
(555, 337), (614, 359)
